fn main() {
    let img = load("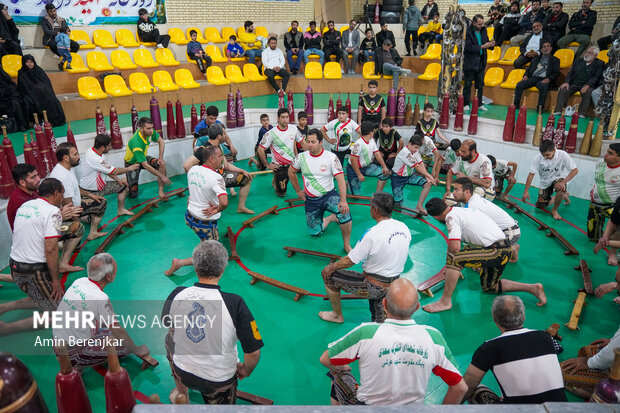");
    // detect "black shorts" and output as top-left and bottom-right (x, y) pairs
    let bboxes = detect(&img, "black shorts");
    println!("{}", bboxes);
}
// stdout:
(125, 156), (161, 198)
(272, 164), (290, 197)
(536, 179), (562, 208)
